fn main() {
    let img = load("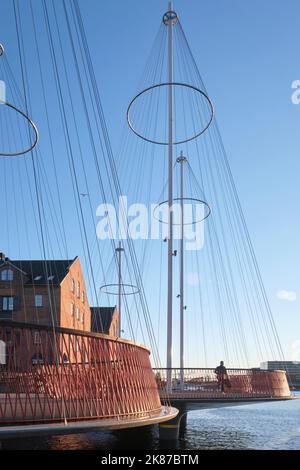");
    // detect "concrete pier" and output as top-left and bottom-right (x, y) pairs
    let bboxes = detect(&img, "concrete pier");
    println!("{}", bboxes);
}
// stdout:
(159, 405), (187, 440)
